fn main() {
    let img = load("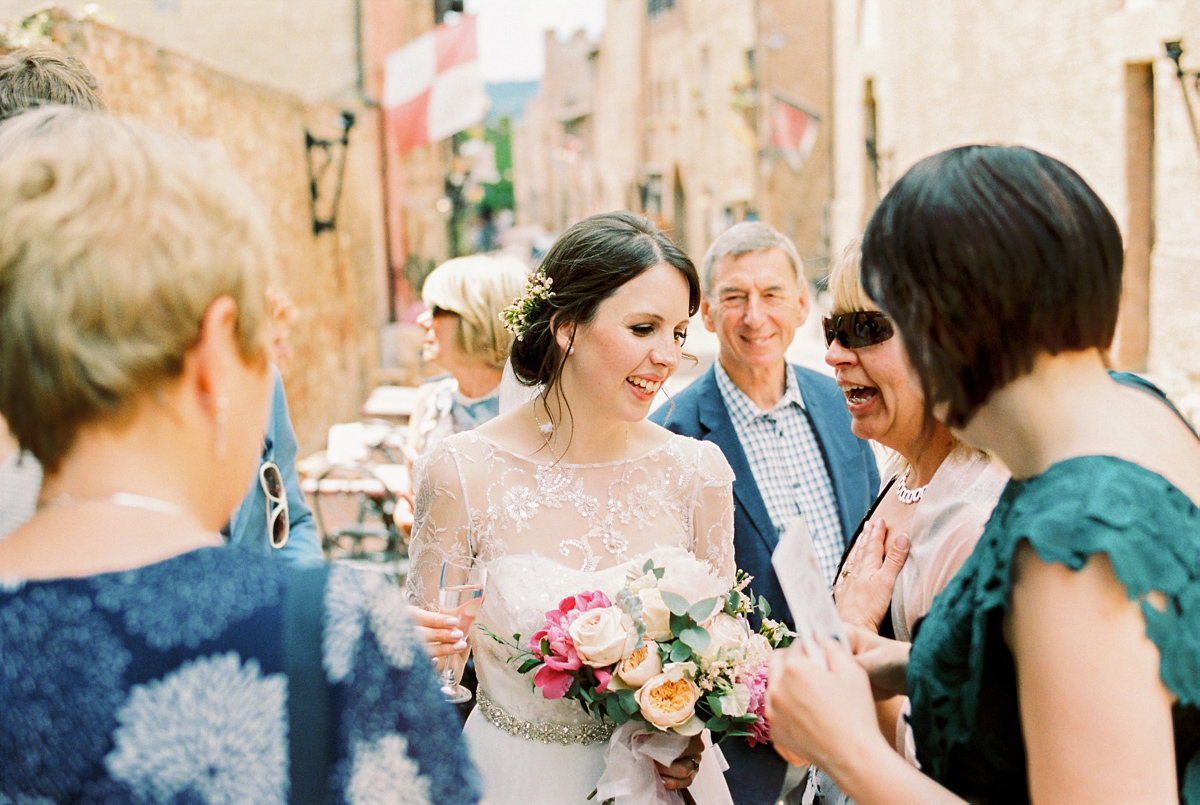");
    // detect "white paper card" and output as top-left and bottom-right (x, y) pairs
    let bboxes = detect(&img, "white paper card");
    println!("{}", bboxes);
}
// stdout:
(771, 516), (847, 655)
